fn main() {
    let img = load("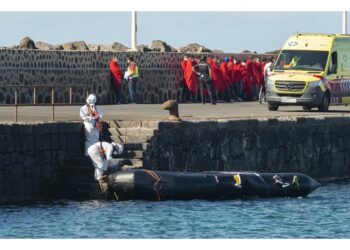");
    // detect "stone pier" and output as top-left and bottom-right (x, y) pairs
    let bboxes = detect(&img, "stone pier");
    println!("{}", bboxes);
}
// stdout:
(2, 113), (350, 204)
